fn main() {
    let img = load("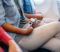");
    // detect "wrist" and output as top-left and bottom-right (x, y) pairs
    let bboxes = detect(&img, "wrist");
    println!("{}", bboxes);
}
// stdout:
(8, 40), (16, 46)
(17, 28), (28, 35)
(25, 18), (30, 23)
(8, 40), (13, 46)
